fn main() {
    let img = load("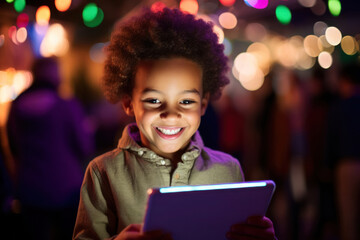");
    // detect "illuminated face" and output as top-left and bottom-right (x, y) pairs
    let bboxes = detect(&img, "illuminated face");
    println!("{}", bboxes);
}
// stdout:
(122, 58), (209, 160)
